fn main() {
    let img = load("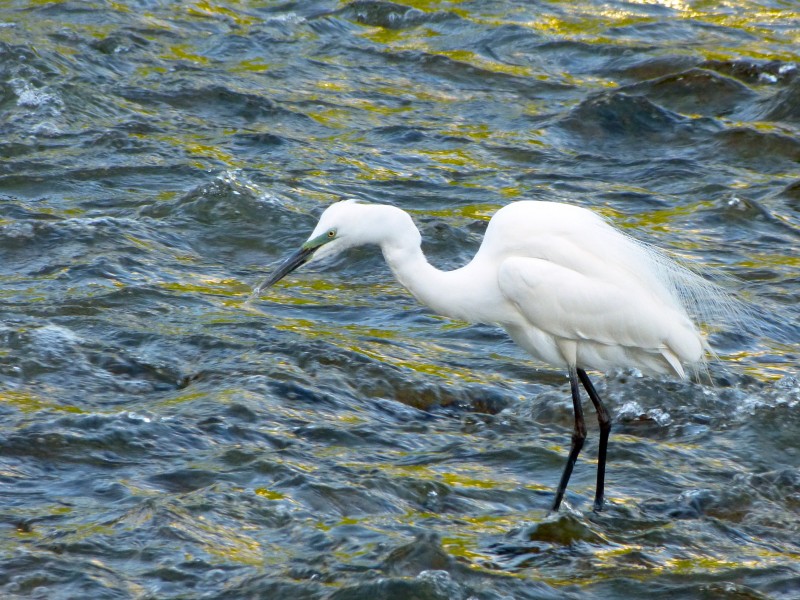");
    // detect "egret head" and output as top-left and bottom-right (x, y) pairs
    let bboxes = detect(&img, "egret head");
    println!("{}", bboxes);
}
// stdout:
(256, 199), (362, 290)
